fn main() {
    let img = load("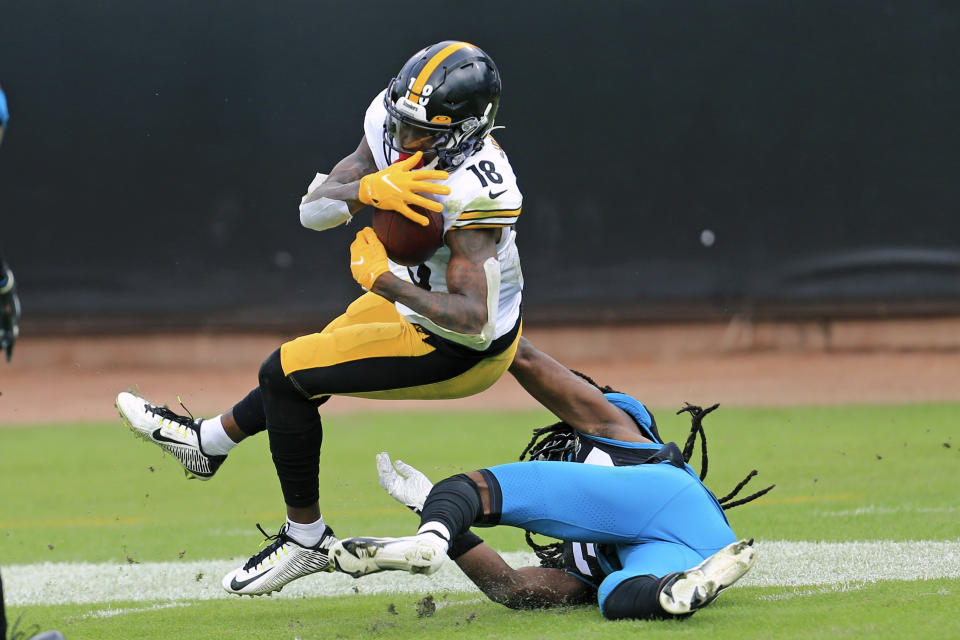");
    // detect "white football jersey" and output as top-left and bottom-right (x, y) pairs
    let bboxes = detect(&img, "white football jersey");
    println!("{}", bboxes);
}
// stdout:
(363, 90), (523, 351)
